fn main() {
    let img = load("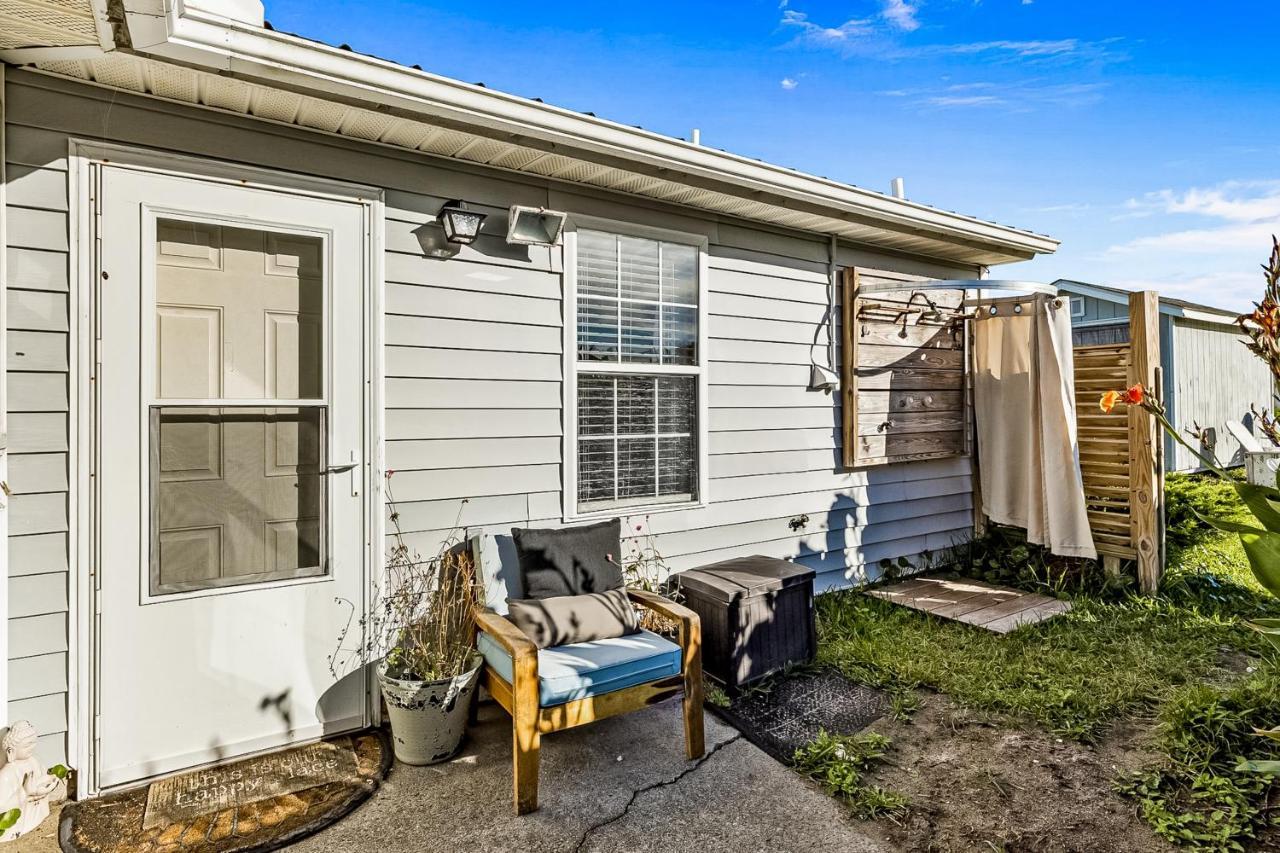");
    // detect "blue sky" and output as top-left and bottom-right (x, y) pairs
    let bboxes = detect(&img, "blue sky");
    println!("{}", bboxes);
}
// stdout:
(268, 0), (1280, 312)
